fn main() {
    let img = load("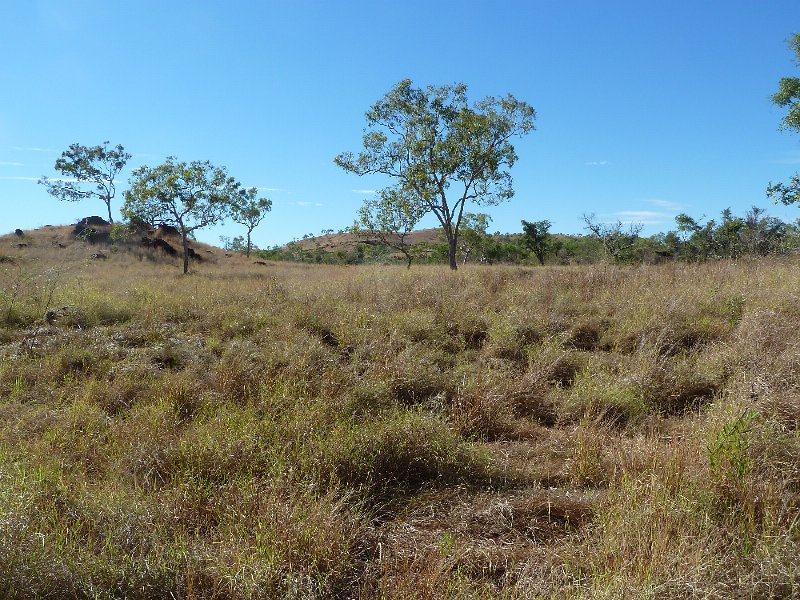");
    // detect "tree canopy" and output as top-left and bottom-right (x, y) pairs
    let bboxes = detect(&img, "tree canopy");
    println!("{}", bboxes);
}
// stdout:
(231, 188), (272, 257)
(122, 157), (242, 273)
(520, 219), (553, 265)
(768, 32), (800, 207)
(355, 188), (426, 268)
(336, 79), (535, 270)
(39, 141), (130, 223)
